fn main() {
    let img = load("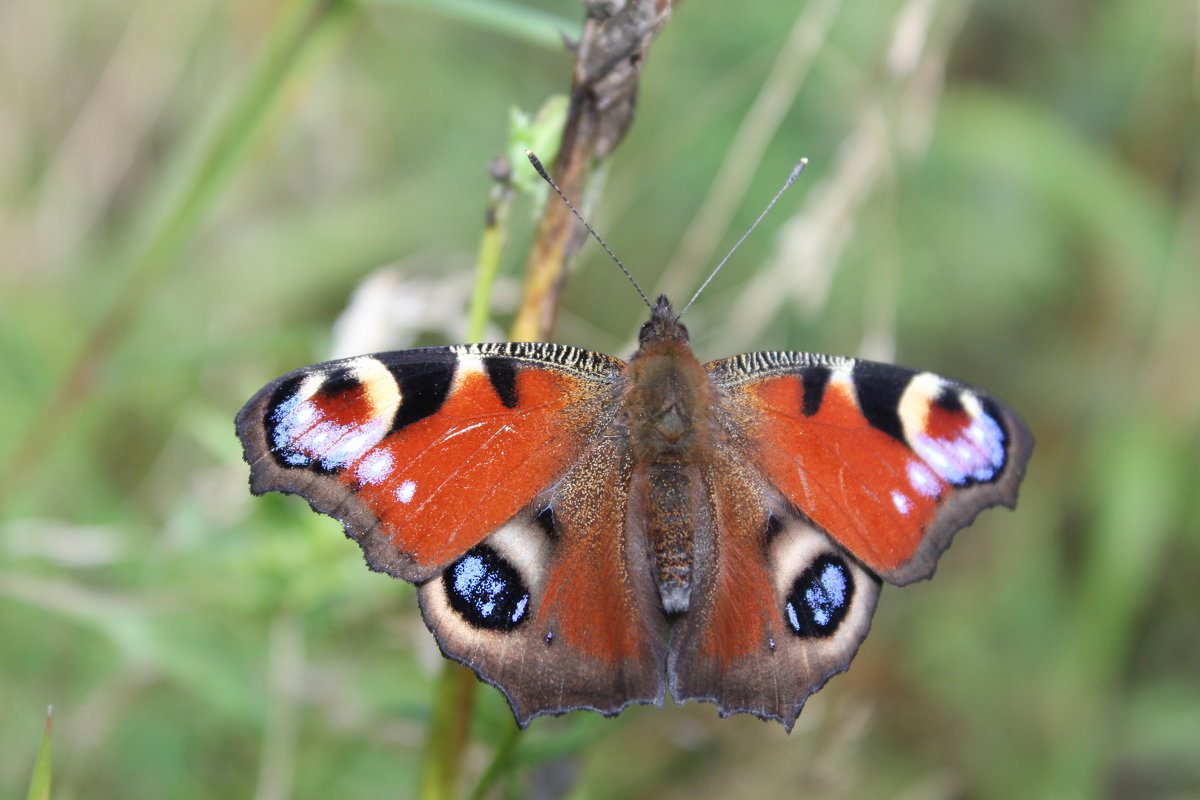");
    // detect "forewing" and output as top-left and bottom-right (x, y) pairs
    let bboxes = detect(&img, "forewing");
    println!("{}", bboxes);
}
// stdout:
(237, 343), (621, 581)
(707, 352), (1034, 585)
